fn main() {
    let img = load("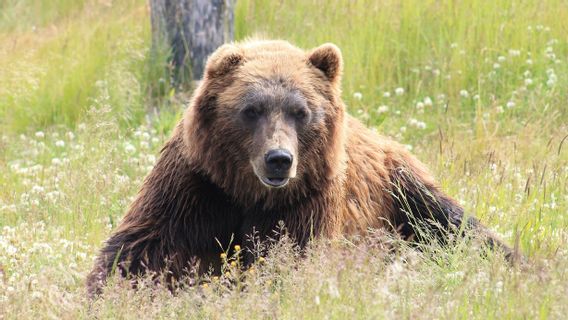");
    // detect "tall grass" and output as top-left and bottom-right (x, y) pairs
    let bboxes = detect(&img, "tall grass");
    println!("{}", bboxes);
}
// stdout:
(237, 0), (567, 129)
(0, 0), (567, 318)
(0, 0), (173, 133)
